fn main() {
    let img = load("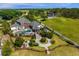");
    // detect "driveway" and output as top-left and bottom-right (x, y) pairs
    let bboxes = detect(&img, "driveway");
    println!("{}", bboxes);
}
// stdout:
(35, 33), (51, 49)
